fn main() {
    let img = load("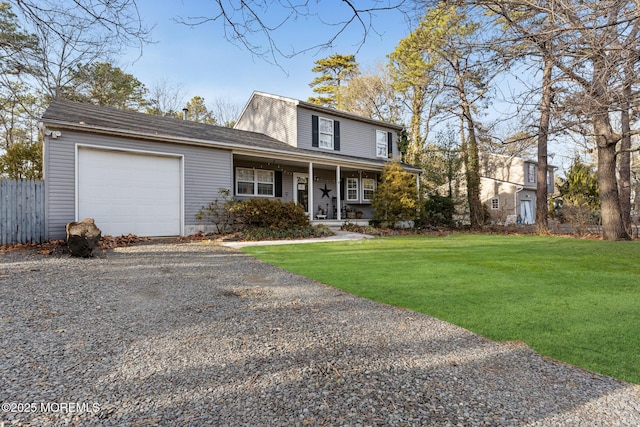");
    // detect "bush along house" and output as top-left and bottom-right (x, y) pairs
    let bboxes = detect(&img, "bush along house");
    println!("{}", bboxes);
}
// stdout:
(40, 91), (421, 239)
